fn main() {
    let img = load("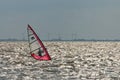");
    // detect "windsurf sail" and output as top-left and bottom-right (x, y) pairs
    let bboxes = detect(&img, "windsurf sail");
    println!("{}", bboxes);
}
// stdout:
(27, 24), (51, 60)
